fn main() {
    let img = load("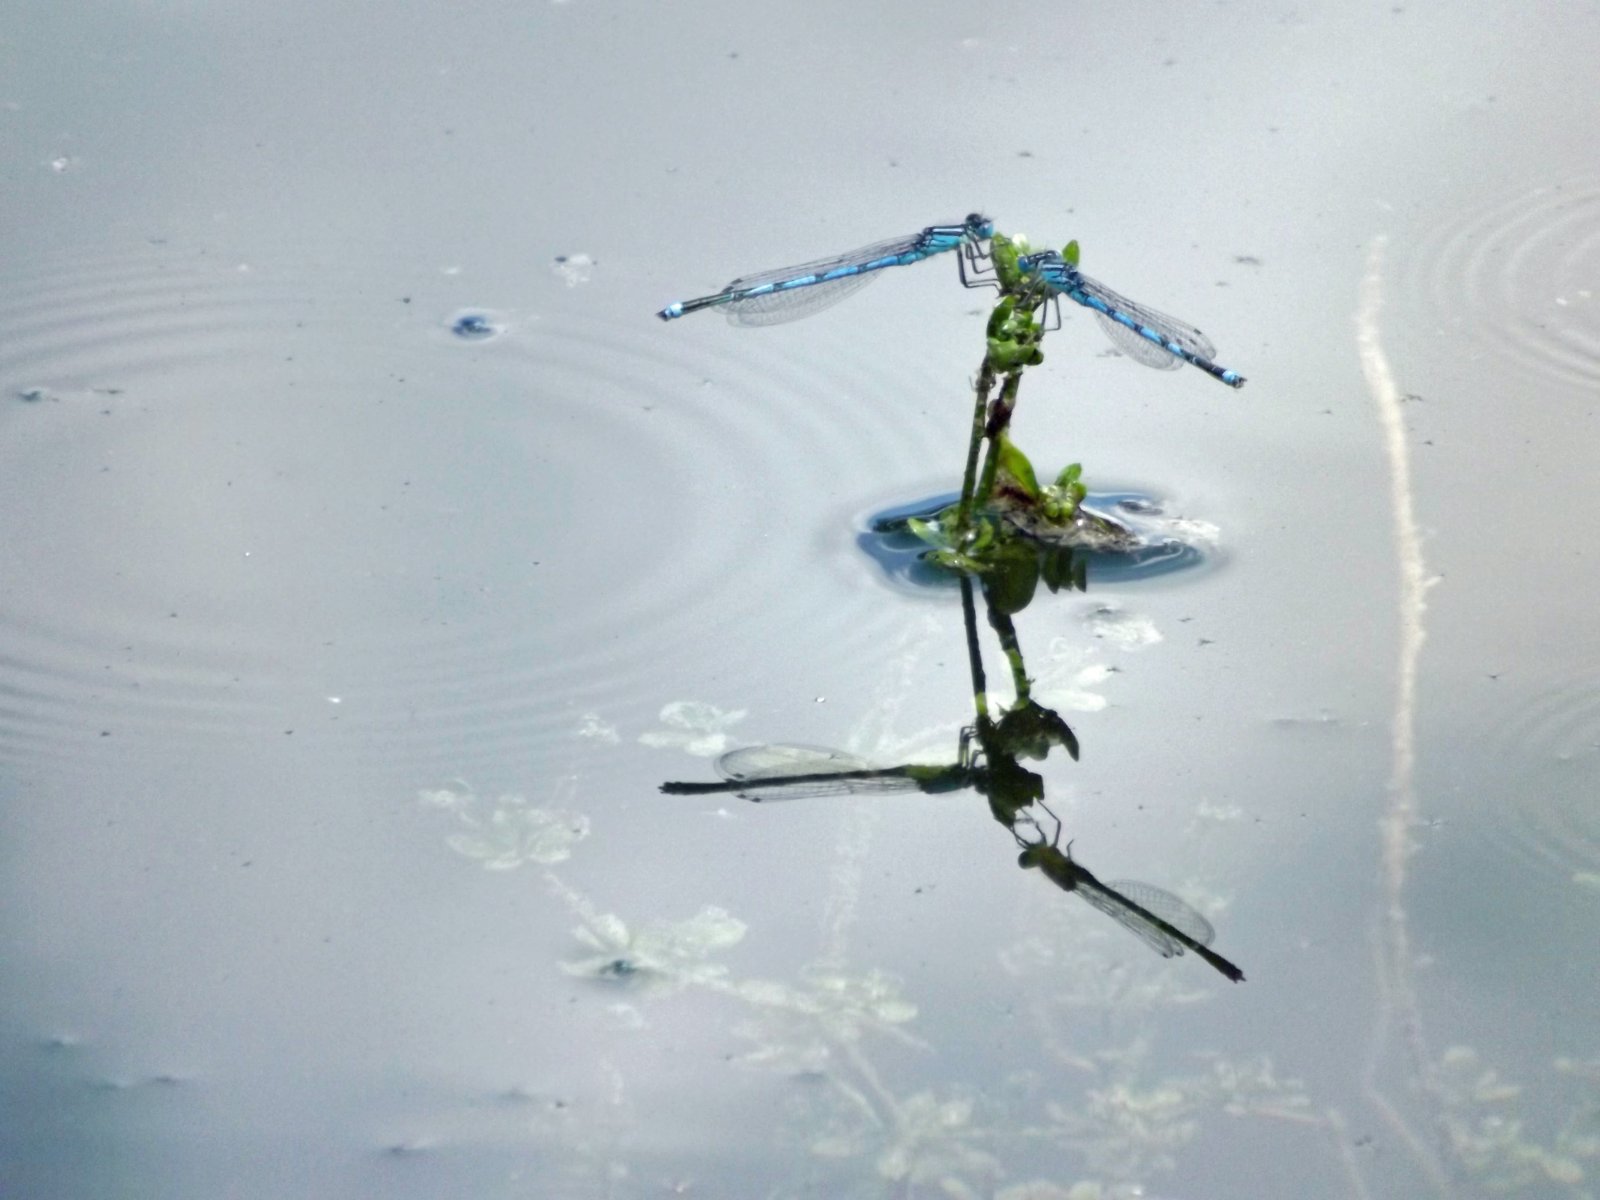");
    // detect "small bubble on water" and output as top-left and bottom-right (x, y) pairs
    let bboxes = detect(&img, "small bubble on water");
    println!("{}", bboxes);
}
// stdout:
(449, 310), (502, 340)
